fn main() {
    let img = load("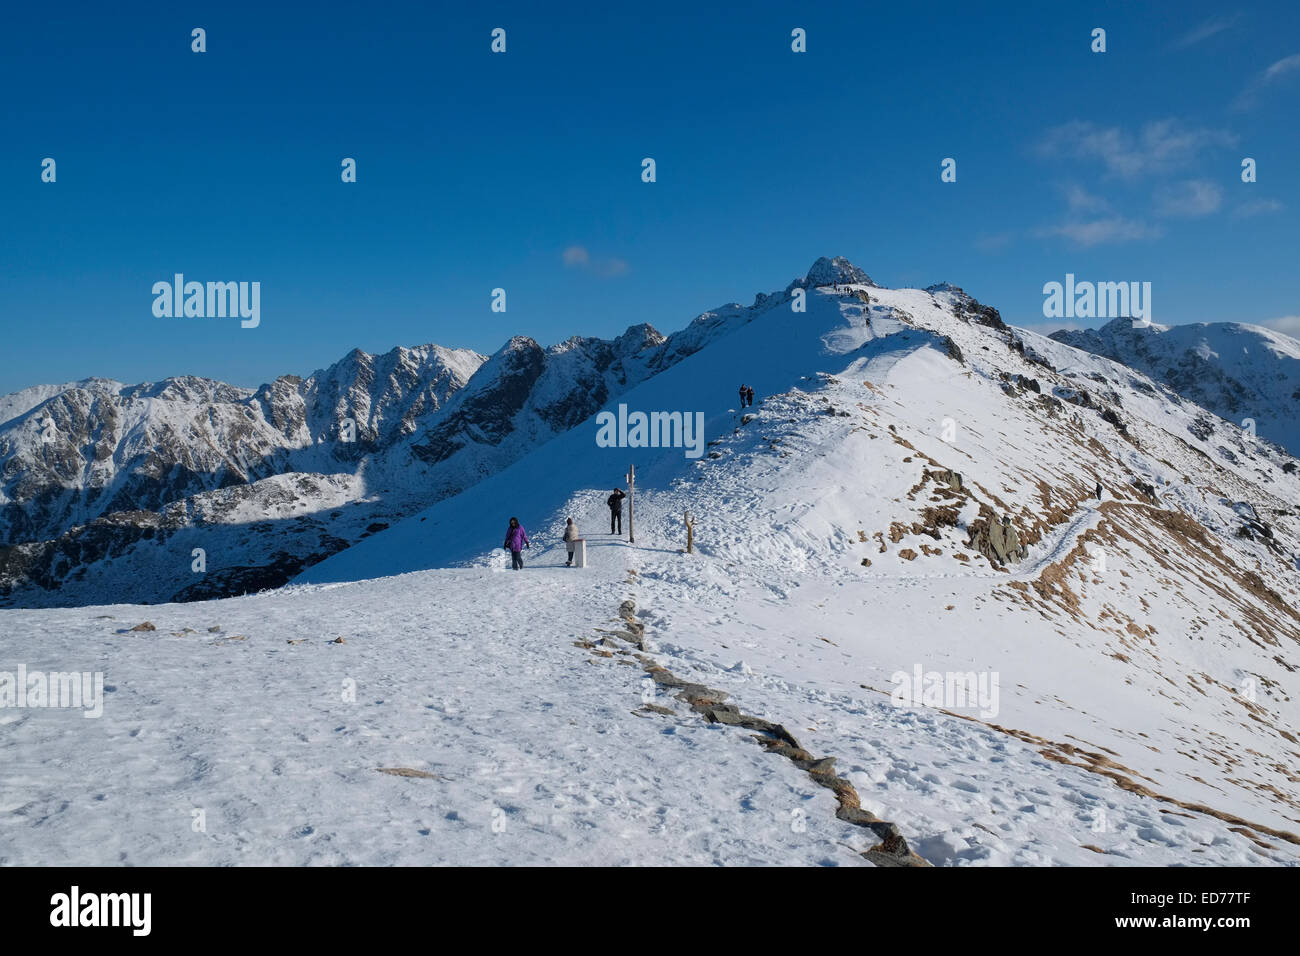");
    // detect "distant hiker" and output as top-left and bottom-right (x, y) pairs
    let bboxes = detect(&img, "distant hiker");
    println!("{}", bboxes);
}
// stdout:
(1095, 481), (1103, 500)
(563, 517), (579, 566)
(745, 385), (755, 407)
(607, 488), (626, 534)
(504, 516), (529, 570)
(738, 384), (748, 408)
